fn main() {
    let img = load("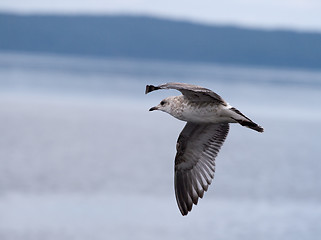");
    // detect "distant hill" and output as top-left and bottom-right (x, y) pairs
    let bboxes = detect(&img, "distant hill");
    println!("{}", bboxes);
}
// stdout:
(1, 13), (321, 69)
